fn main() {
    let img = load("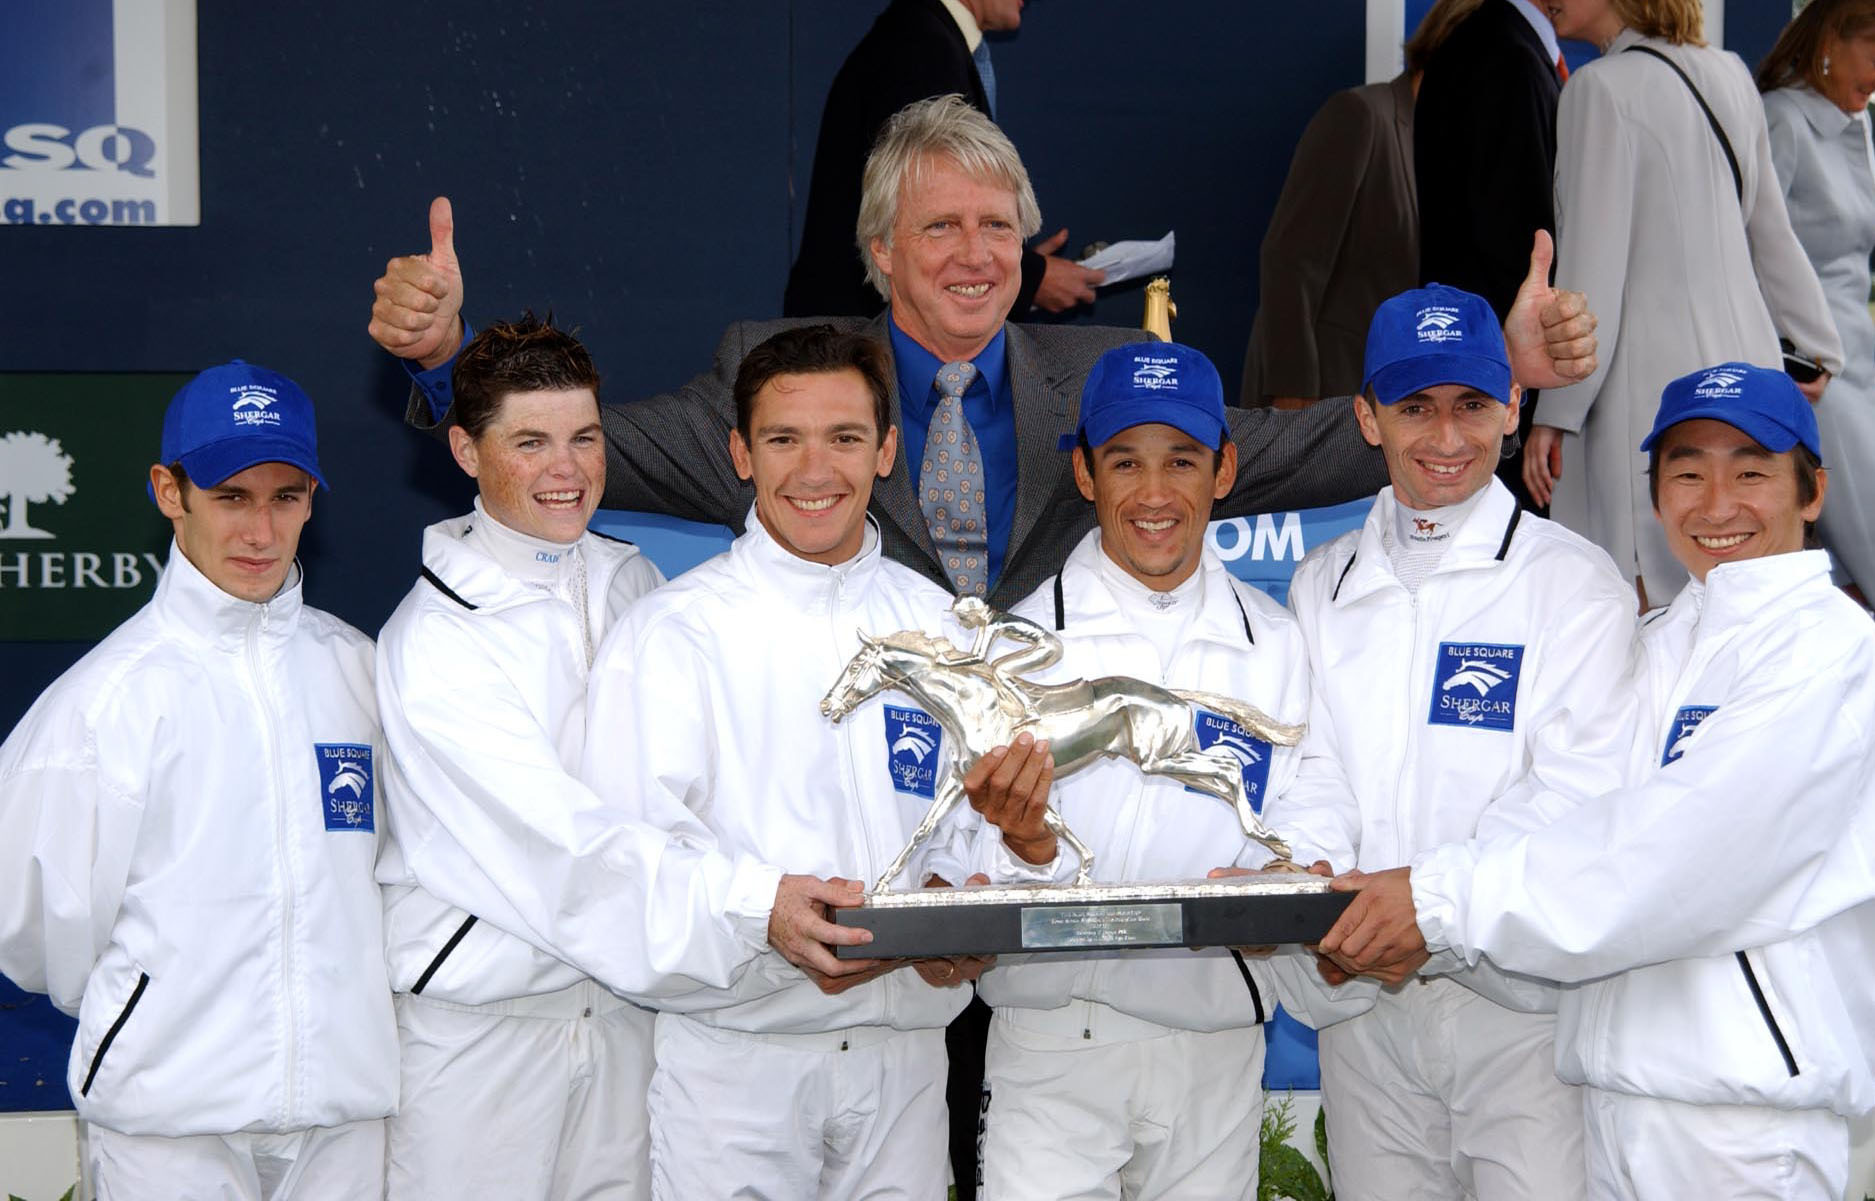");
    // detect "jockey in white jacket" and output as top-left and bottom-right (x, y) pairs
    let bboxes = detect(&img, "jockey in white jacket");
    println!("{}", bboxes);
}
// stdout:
(1337, 363), (1875, 1201)
(0, 363), (396, 1199)
(1273, 287), (1639, 1201)
(581, 327), (972, 1201)
(373, 320), (859, 1201)
(964, 340), (1372, 1201)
